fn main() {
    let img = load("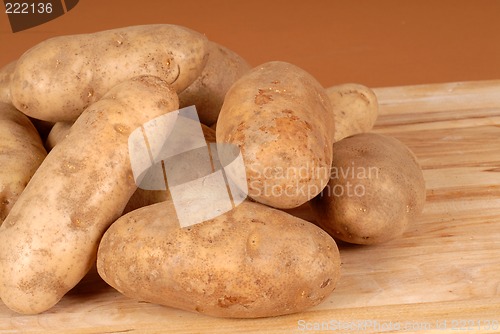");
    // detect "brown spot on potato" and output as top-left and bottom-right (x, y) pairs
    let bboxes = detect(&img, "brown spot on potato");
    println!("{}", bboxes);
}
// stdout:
(70, 215), (84, 229)
(246, 231), (260, 259)
(60, 159), (84, 174)
(217, 295), (254, 309)
(156, 98), (172, 109)
(250, 218), (265, 225)
(113, 123), (129, 135)
(254, 89), (273, 106)
(320, 278), (332, 289)
(18, 271), (67, 296)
